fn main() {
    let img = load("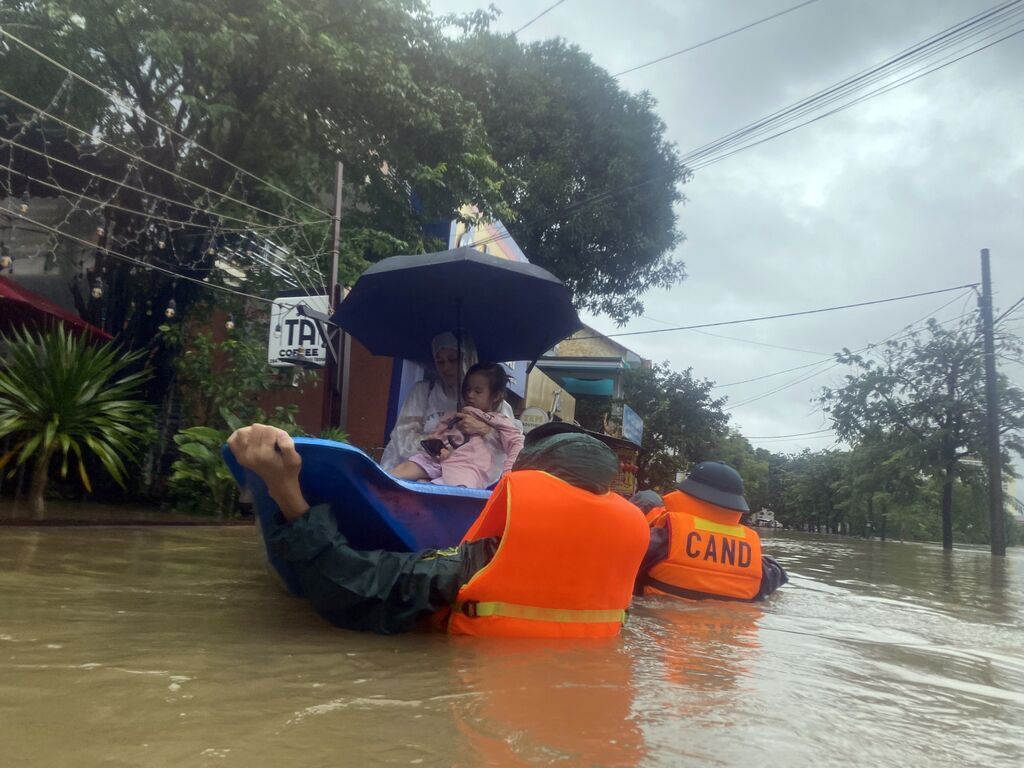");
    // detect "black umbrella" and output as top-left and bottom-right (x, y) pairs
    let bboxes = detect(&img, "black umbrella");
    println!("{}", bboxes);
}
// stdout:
(333, 247), (581, 366)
